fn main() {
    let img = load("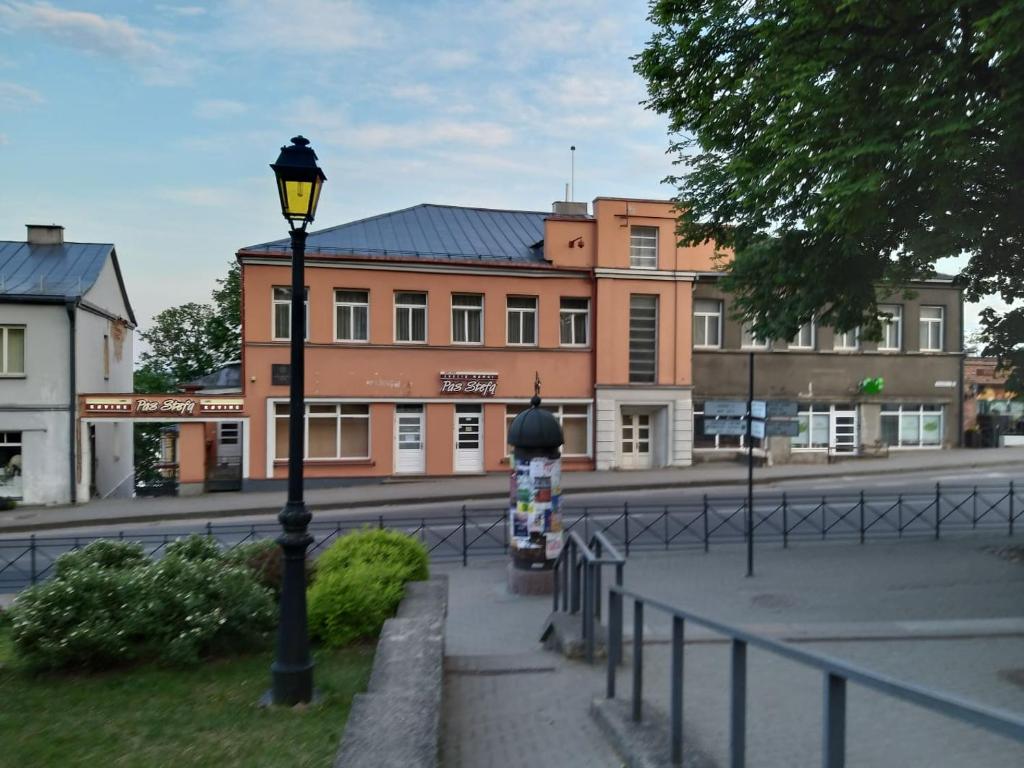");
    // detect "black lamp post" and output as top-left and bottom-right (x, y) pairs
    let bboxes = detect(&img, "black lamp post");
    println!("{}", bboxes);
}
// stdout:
(268, 135), (326, 706)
